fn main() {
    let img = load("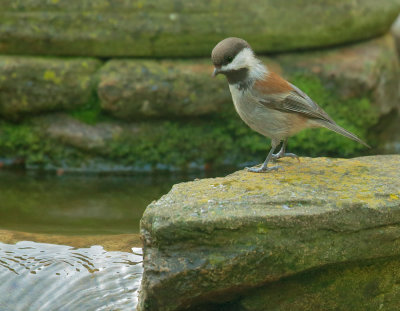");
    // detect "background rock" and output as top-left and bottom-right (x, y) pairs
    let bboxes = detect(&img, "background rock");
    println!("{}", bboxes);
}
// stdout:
(98, 60), (229, 119)
(37, 114), (123, 154)
(96, 35), (399, 125)
(274, 35), (400, 116)
(0, 0), (399, 57)
(392, 14), (400, 57)
(0, 56), (101, 119)
(138, 155), (400, 311)
(0, 33), (398, 171)
(272, 35), (400, 154)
